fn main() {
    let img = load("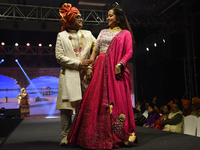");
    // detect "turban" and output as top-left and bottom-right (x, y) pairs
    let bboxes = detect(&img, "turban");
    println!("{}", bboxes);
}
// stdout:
(181, 99), (191, 106)
(167, 101), (173, 108)
(192, 97), (200, 104)
(59, 3), (80, 31)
